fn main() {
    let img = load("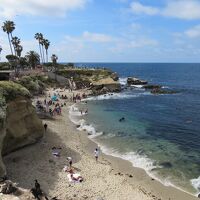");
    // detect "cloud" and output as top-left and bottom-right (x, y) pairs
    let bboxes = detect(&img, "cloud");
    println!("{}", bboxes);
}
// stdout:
(130, 2), (159, 15)
(185, 25), (200, 38)
(0, 0), (88, 18)
(65, 31), (114, 43)
(130, 0), (200, 20)
(130, 38), (158, 48)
